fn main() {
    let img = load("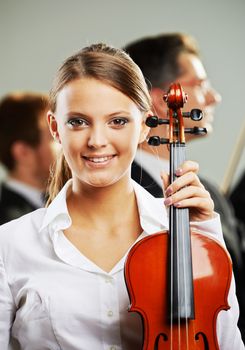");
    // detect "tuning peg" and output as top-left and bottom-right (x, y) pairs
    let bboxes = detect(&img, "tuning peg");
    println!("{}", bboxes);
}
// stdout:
(146, 116), (159, 127)
(146, 116), (169, 127)
(148, 136), (169, 146)
(185, 127), (207, 135)
(183, 109), (203, 121)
